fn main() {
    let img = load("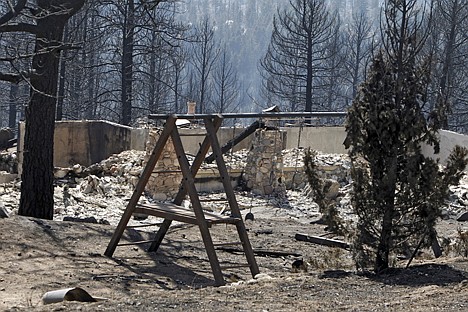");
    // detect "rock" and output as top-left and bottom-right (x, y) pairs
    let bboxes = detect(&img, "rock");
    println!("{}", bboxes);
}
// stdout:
(254, 273), (273, 281)
(54, 168), (69, 179)
(152, 193), (167, 201)
(457, 212), (468, 222)
(291, 259), (308, 273)
(0, 172), (17, 184)
(323, 179), (340, 200)
(80, 175), (102, 194)
(72, 164), (83, 174)
(263, 185), (274, 195)
(63, 216), (98, 223)
(0, 202), (9, 218)
(85, 163), (103, 175)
